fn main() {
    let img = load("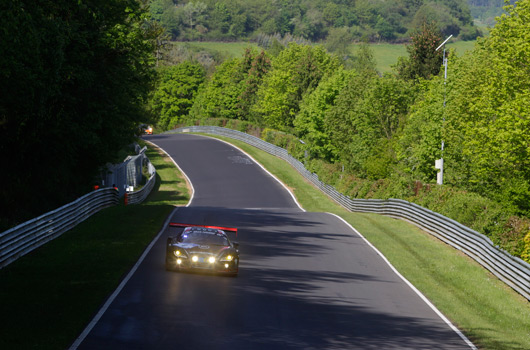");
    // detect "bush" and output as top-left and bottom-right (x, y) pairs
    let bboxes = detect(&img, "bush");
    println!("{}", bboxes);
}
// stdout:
(262, 128), (306, 160)
(522, 232), (530, 262)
